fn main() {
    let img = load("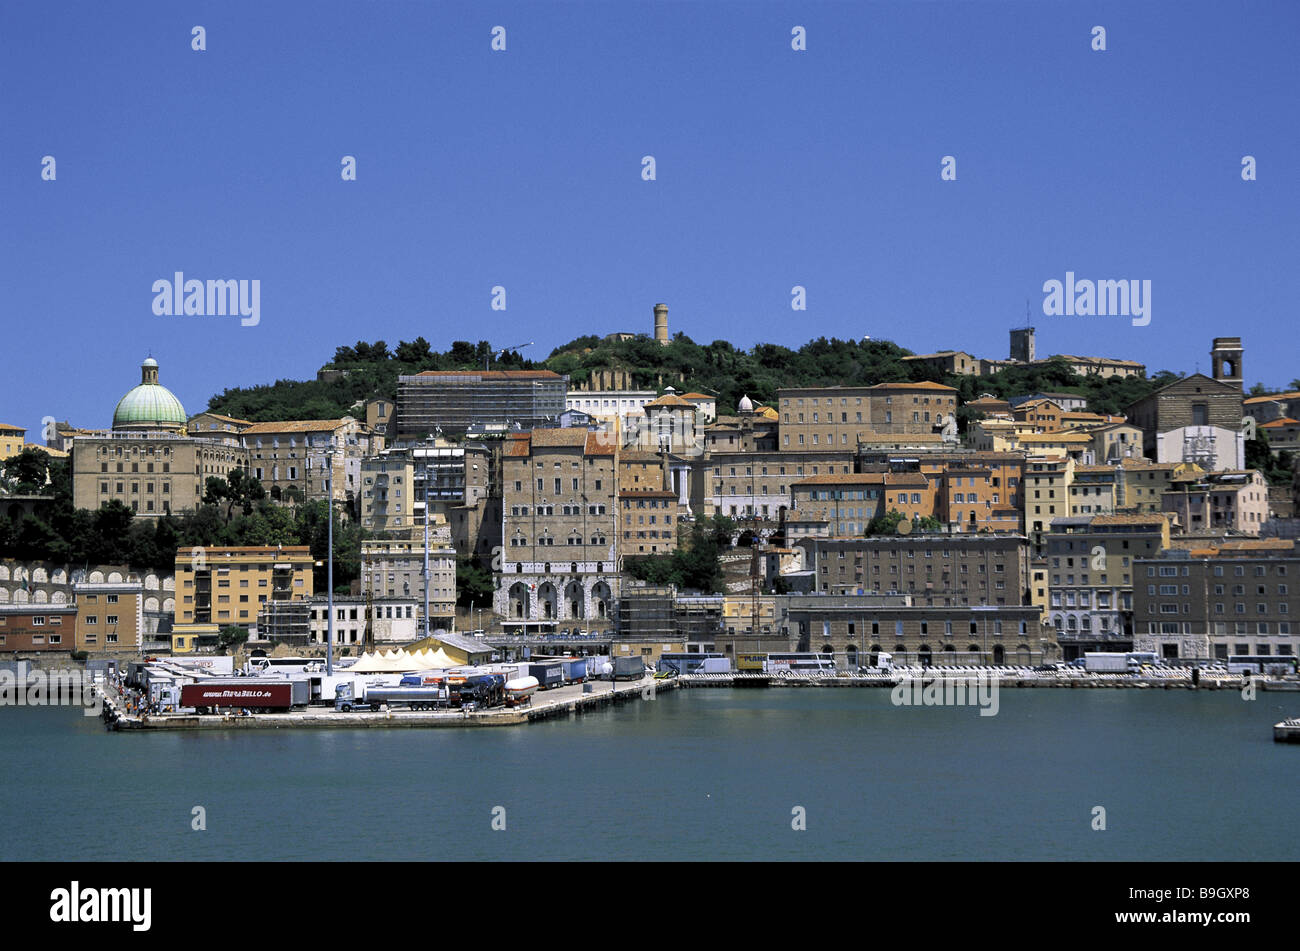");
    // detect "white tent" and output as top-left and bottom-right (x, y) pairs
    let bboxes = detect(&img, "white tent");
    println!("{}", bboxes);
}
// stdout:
(349, 647), (459, 673)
